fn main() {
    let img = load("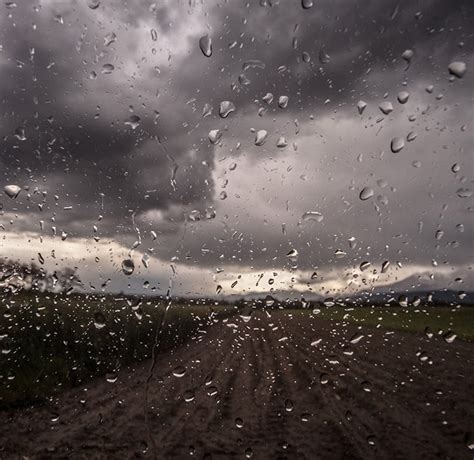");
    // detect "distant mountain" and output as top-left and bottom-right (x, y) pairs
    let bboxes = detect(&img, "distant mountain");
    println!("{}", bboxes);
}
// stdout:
(348, 289), (474, 306)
